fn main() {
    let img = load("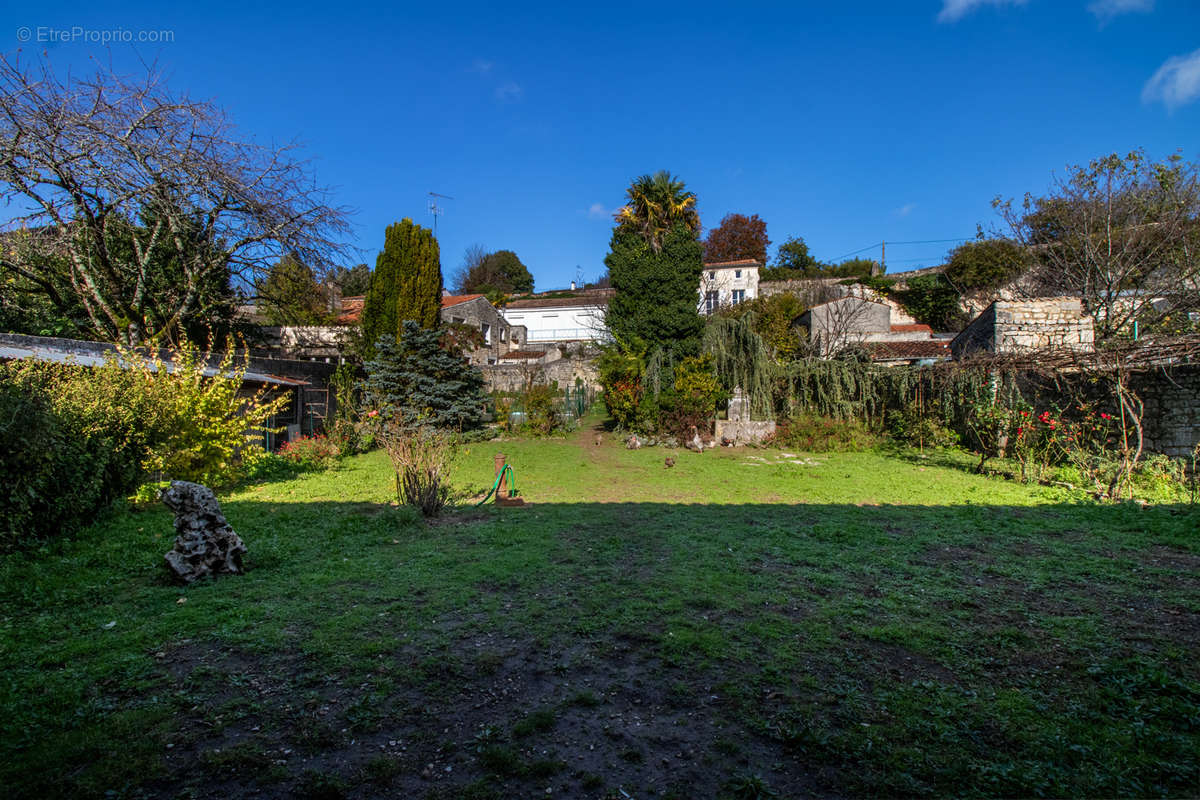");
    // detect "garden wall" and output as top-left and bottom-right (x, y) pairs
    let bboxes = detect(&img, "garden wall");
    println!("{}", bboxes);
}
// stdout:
(482, 355), (599, 393)
(1132, 364), (1200, 459)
